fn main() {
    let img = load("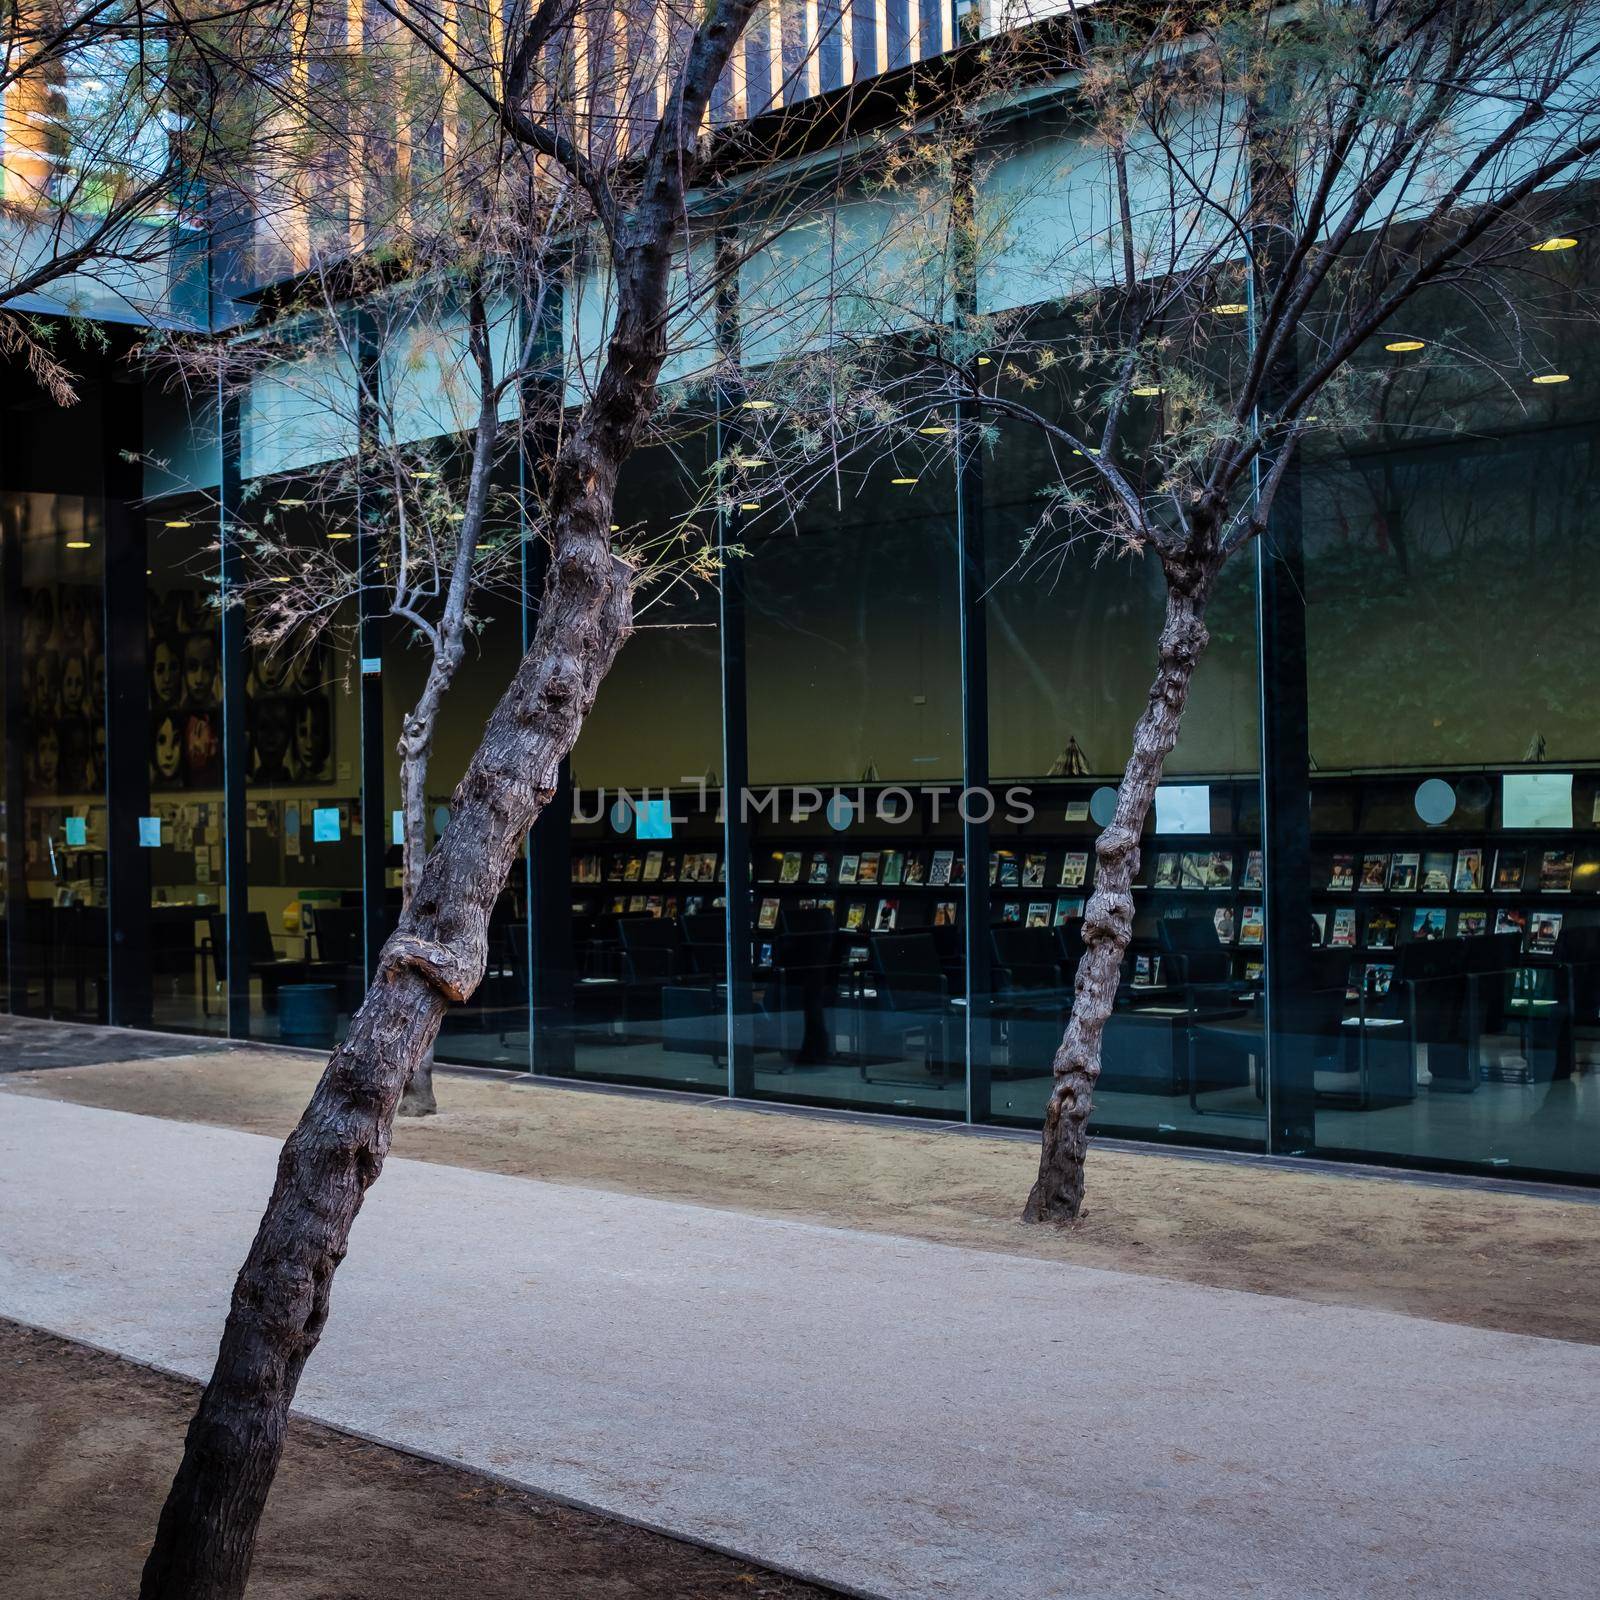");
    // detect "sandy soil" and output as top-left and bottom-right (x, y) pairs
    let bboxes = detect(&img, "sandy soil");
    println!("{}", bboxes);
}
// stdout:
(0, 1320), (839, 1600)
(6, 1049), (1599, 1344)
